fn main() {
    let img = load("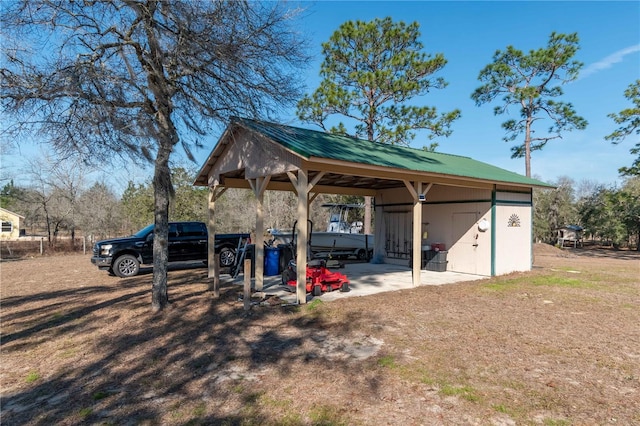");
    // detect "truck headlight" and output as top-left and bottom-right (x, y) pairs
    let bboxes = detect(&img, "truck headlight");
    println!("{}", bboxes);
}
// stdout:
(99, 244), (113, 256)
